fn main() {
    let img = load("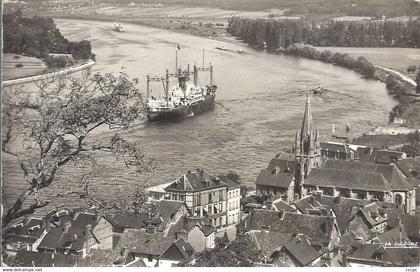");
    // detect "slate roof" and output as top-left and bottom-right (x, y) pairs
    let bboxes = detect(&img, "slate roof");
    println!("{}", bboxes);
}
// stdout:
(401, 214), (420, 242)
(164, 170), (227, 191)
(305, 168), (391, 191)
(217, 175), (240, 189)
(244, 210), (336, 244)
(357, 203), (387, 228)
(347, 244), (420, 265)
(255, 169), (294, 189)
(375, 225), (409, 245)
(358, 148), (405, 164)
(339, 231), (364, 251)
(166, 216), (213, 239)
(282, 236), (322, 266)
(106, 213), (149, 229)
(4, 218), (47, 245)
(267, 153), (296, 173)
(320, 142), (350, 153)
(318, 195), (367, 233)
(14, 251), (76, 267)
(78, 249), (133, 267)
(115, 229), (173, 256)
(162, 237), (195, 262)
(292, 196), (323, 214)
(38, 212), (98, 251)
(246, 230), (292, 257)
(271, 199), (295, 212)
(321, 159), (412, 190)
